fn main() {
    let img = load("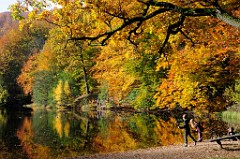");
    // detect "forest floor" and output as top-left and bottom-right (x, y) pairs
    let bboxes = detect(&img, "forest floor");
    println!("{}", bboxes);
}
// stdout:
(74, 140), (240, 159)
